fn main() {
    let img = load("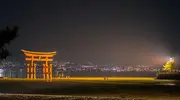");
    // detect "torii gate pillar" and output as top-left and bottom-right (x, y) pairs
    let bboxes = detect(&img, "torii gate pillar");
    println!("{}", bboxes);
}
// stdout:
(21, 49), (56, 81)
